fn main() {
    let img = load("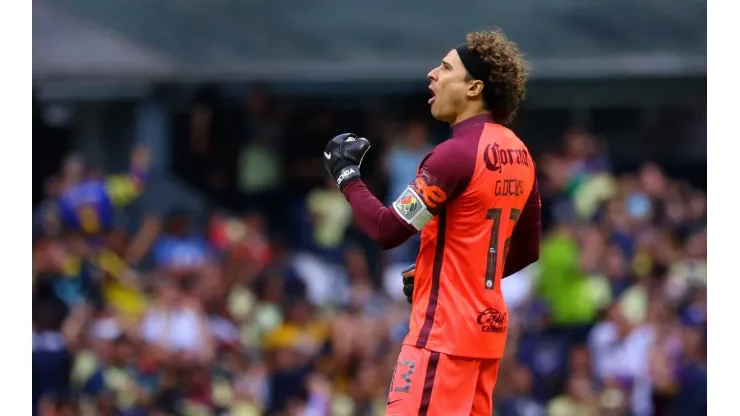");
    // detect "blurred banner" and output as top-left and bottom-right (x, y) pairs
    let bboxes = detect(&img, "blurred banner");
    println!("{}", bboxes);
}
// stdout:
(34, 0), (706, 82)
